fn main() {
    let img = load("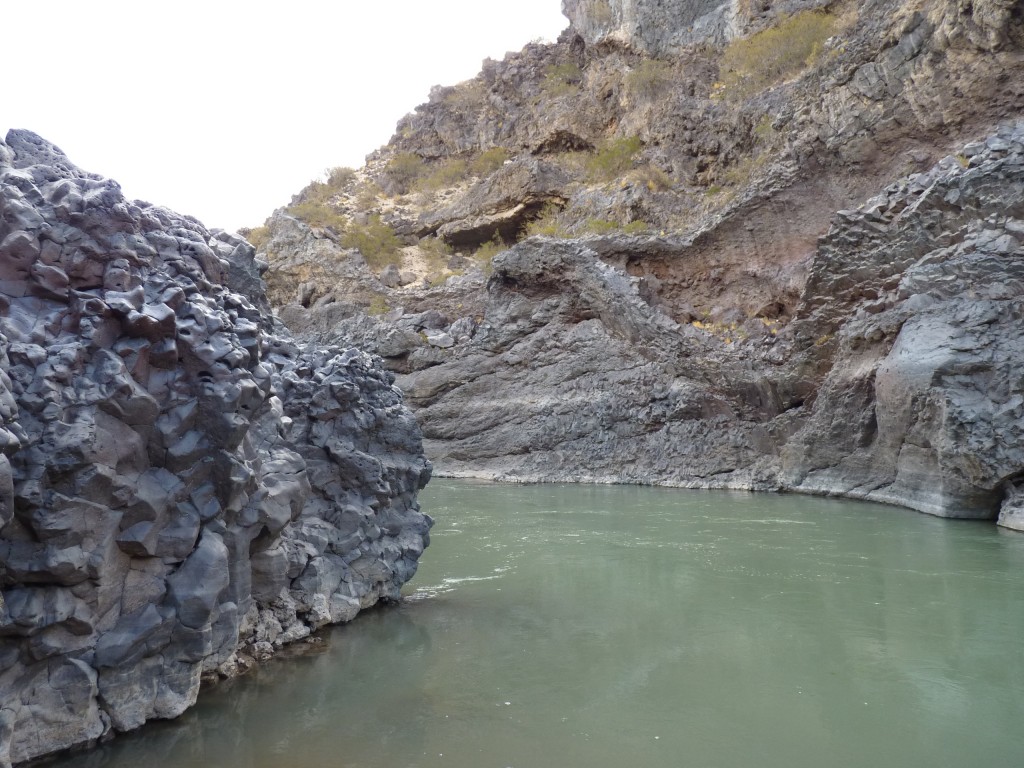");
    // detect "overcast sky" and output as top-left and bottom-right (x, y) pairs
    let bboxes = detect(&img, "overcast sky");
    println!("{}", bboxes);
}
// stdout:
(4, 1), (568, 232)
